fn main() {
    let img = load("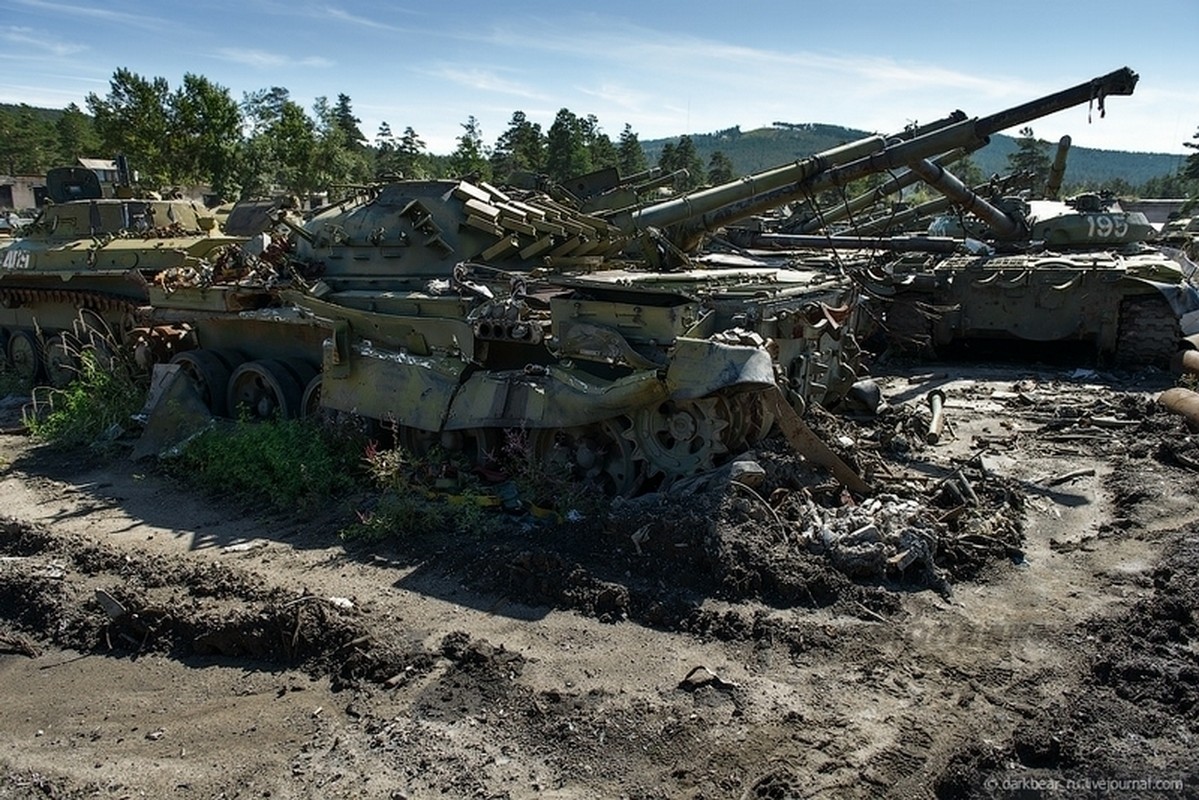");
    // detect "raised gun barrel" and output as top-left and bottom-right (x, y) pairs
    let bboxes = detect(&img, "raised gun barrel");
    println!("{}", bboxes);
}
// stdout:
(622, 67), (1137, 252)
(1045, 135), (1072, 200)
